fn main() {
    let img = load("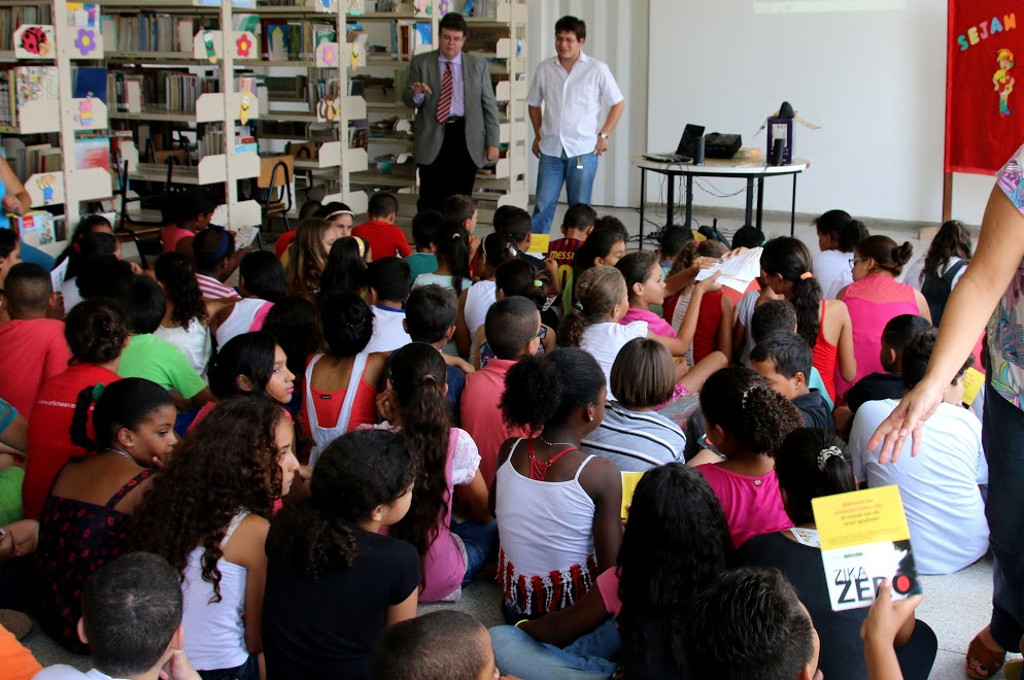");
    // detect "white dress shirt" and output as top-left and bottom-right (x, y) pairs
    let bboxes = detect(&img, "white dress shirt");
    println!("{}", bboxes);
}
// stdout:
(527, 52), (624, 157)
